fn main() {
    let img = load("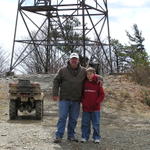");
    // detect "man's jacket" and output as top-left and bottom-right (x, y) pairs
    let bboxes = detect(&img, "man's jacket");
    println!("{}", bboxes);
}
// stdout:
(52, 63), (86, 101)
